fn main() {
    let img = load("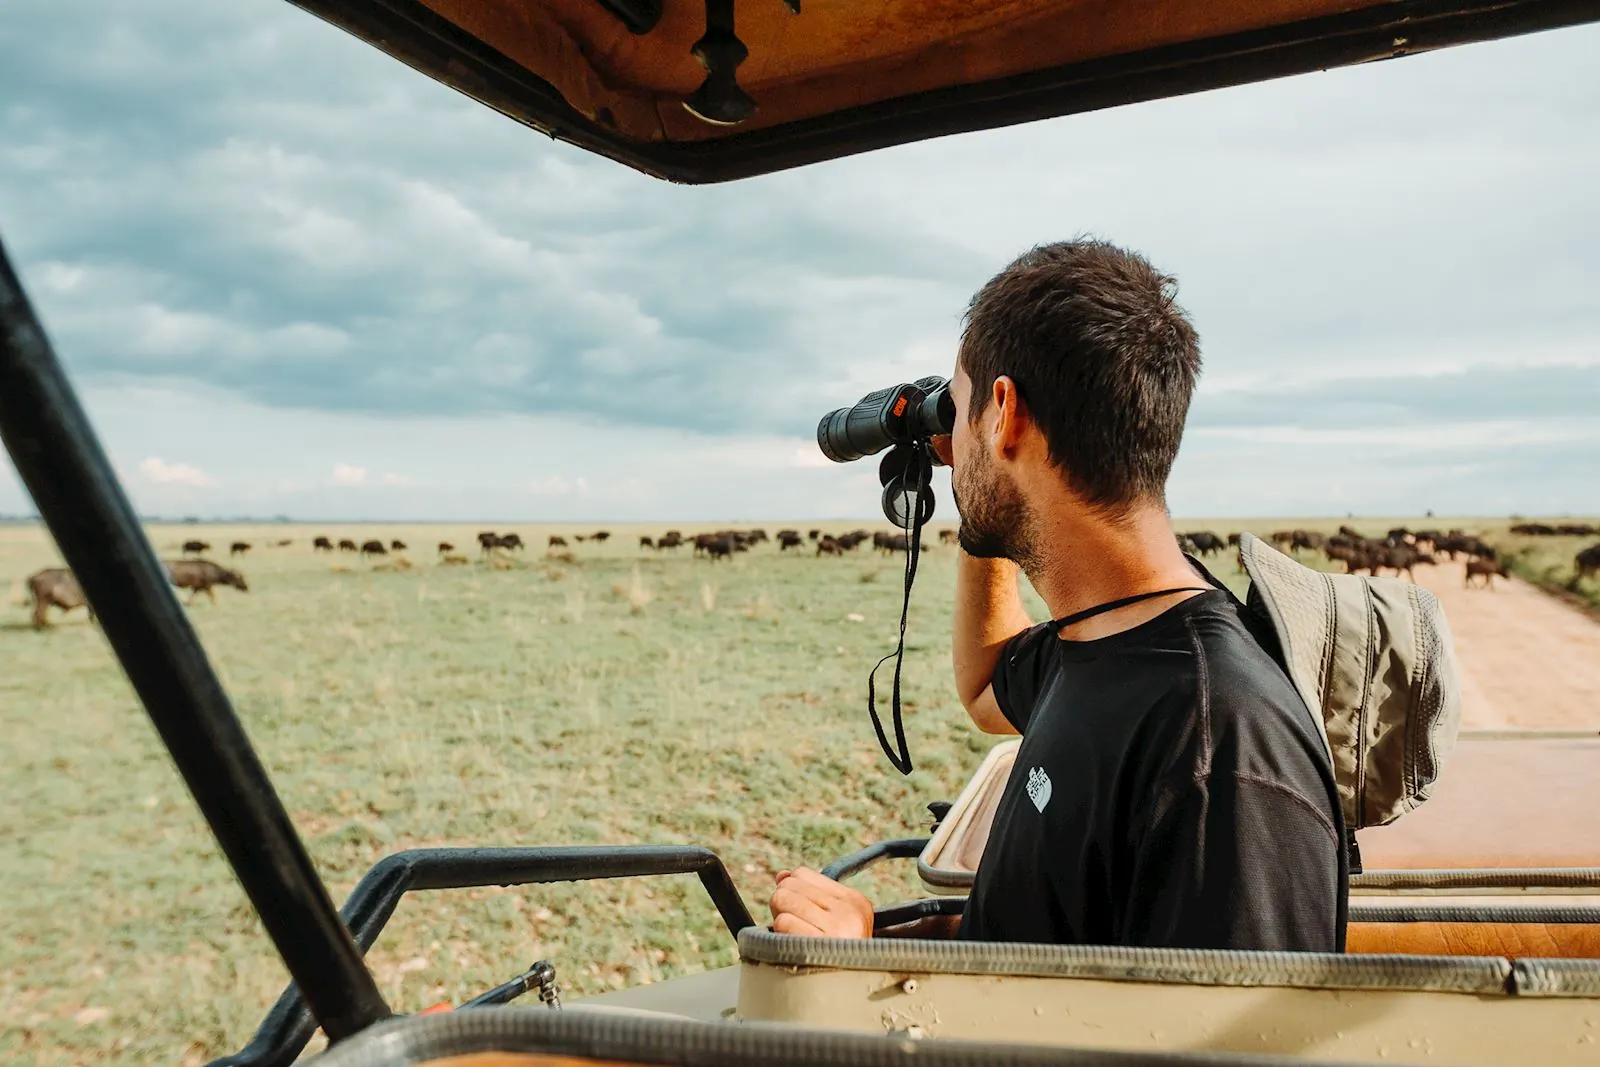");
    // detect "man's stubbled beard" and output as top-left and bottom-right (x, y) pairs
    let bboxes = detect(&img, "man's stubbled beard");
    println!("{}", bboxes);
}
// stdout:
(953, 438), (1032, 564)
